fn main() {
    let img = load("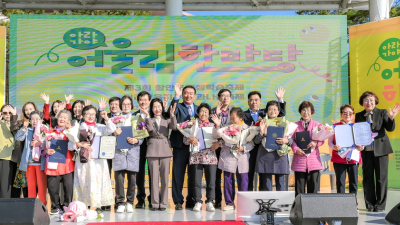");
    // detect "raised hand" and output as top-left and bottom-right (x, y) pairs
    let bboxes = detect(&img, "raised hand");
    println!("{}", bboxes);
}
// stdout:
(163, 95), (169, 109)
(5, 105), (17, 115)
(40, 93), (50, 104)
(100, 111), (109, 122)
(170, 103), (177, 118)
(98, 98), (108, 110)
(275, 87), (286, 101)
(388, 105), (400, 120)
(174, 83), (182, 98)
(216, 102), (223, 115)
(59, 102), (67, 111)
(84, 99), (91, 107)
(23, 119), (30, 129)
(211, 114), (221, 128)
(139, 106), (149, 118)
(64, 94), (74, 104)
(259, 119), (267, 136)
